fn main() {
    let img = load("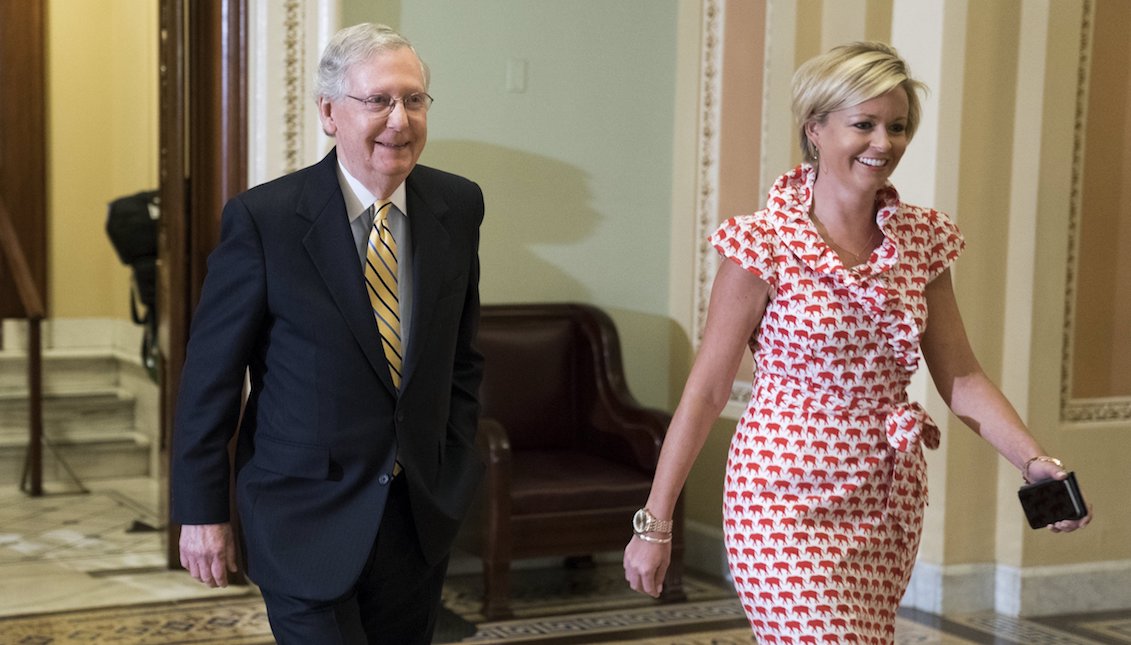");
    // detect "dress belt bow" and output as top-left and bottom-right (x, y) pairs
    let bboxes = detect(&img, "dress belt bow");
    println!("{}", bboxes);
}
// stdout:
(883, 402), (938, 533)
(885, 402), (940, 453)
